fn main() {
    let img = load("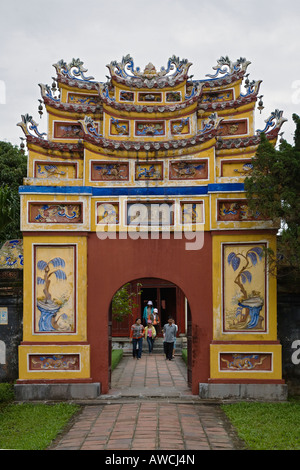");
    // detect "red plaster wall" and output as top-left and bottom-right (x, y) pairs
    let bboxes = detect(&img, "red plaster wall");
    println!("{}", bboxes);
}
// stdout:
(87, 232), (213, 394)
